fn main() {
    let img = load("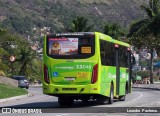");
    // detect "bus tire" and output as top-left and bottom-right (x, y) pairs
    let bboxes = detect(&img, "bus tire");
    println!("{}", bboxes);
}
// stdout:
(58, 96), (74, 106)
(126, 82), (128, 94)
(119, 87), (126, 101)
(108, 84), (114, 104)
(119, 95), (125, 101)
